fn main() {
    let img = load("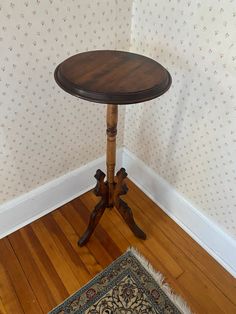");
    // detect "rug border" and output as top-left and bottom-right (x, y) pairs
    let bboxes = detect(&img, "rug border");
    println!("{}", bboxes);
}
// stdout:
(48, 247), (193, 314)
